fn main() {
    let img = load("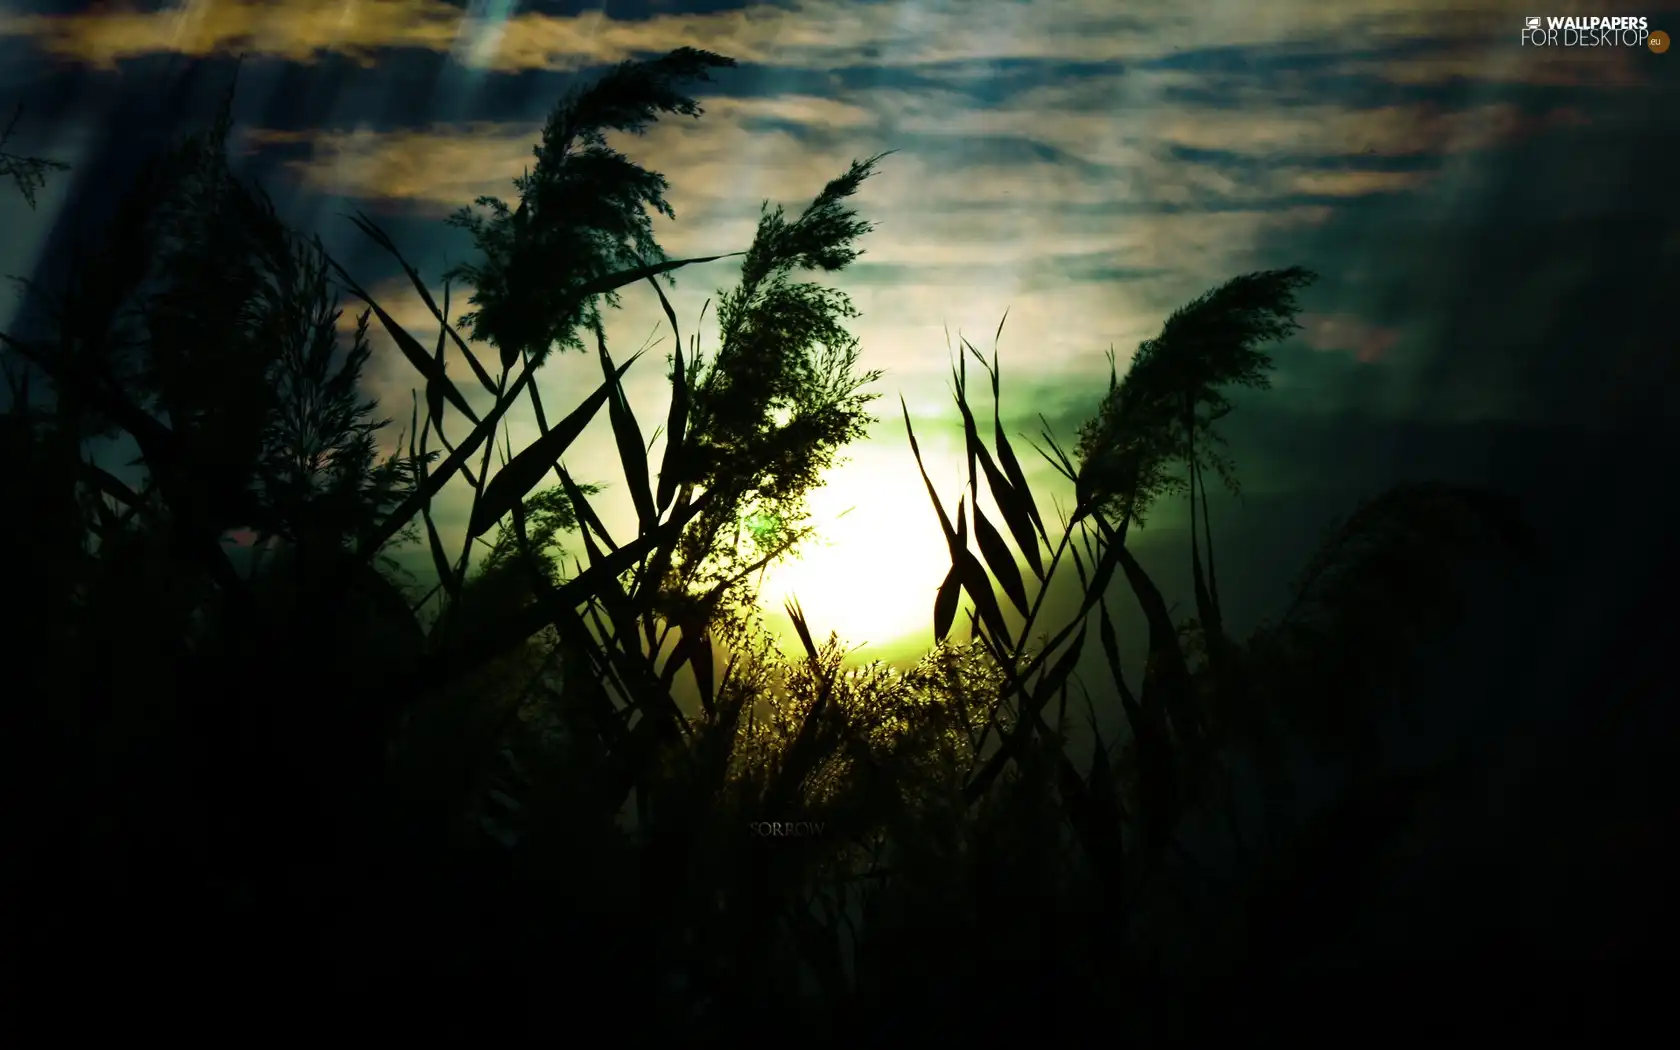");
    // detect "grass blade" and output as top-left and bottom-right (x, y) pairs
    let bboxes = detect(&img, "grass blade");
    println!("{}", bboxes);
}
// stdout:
(785, 597), (822, 670)
(973, 503), (1029, 616)
(659, 620), (715, 715)
(900, 396), (959, 548)
(650, 278), (689, 515)
(1097, 599), (1143, 729)
(558, 466), (620, 553)
(952, 347), (977, 506)
(1058, 726), (1126, 898)
(957, 549), (1008, 652)
(959, 523), (1143, 805)
(80, 461), (141, 511)
(411, 392), (456, 602)
(1033, 620), (1087, 713)
(990, 352), (1047, 543)
(468, 351), (643, 538)
(595, 324), (657, 534)
(902, 396), (1011, 650)
(951, 351), (1036, 560)
(957, 389), (1043, 582)
(344, 211), (499, 398)
(962, 621), (1087, 805)
(428, 492), (712, 683)
(328, 259), (481, 425)
(563, 480), (641, 651)
(933, 565), (960, 643)
(1110, 529), (1198, 745)
(574, 252), (744, 302)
